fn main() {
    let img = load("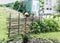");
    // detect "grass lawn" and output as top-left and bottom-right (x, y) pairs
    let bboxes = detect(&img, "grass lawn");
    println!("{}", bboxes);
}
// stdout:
(30, 32), (60, 42)
(0, 7), (24, 41)
(0, 9), (8, 40)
